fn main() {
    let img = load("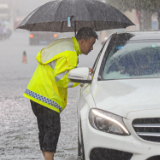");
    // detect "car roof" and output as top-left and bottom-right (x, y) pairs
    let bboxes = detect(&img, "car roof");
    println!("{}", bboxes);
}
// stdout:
(114, 31), (160, 41)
